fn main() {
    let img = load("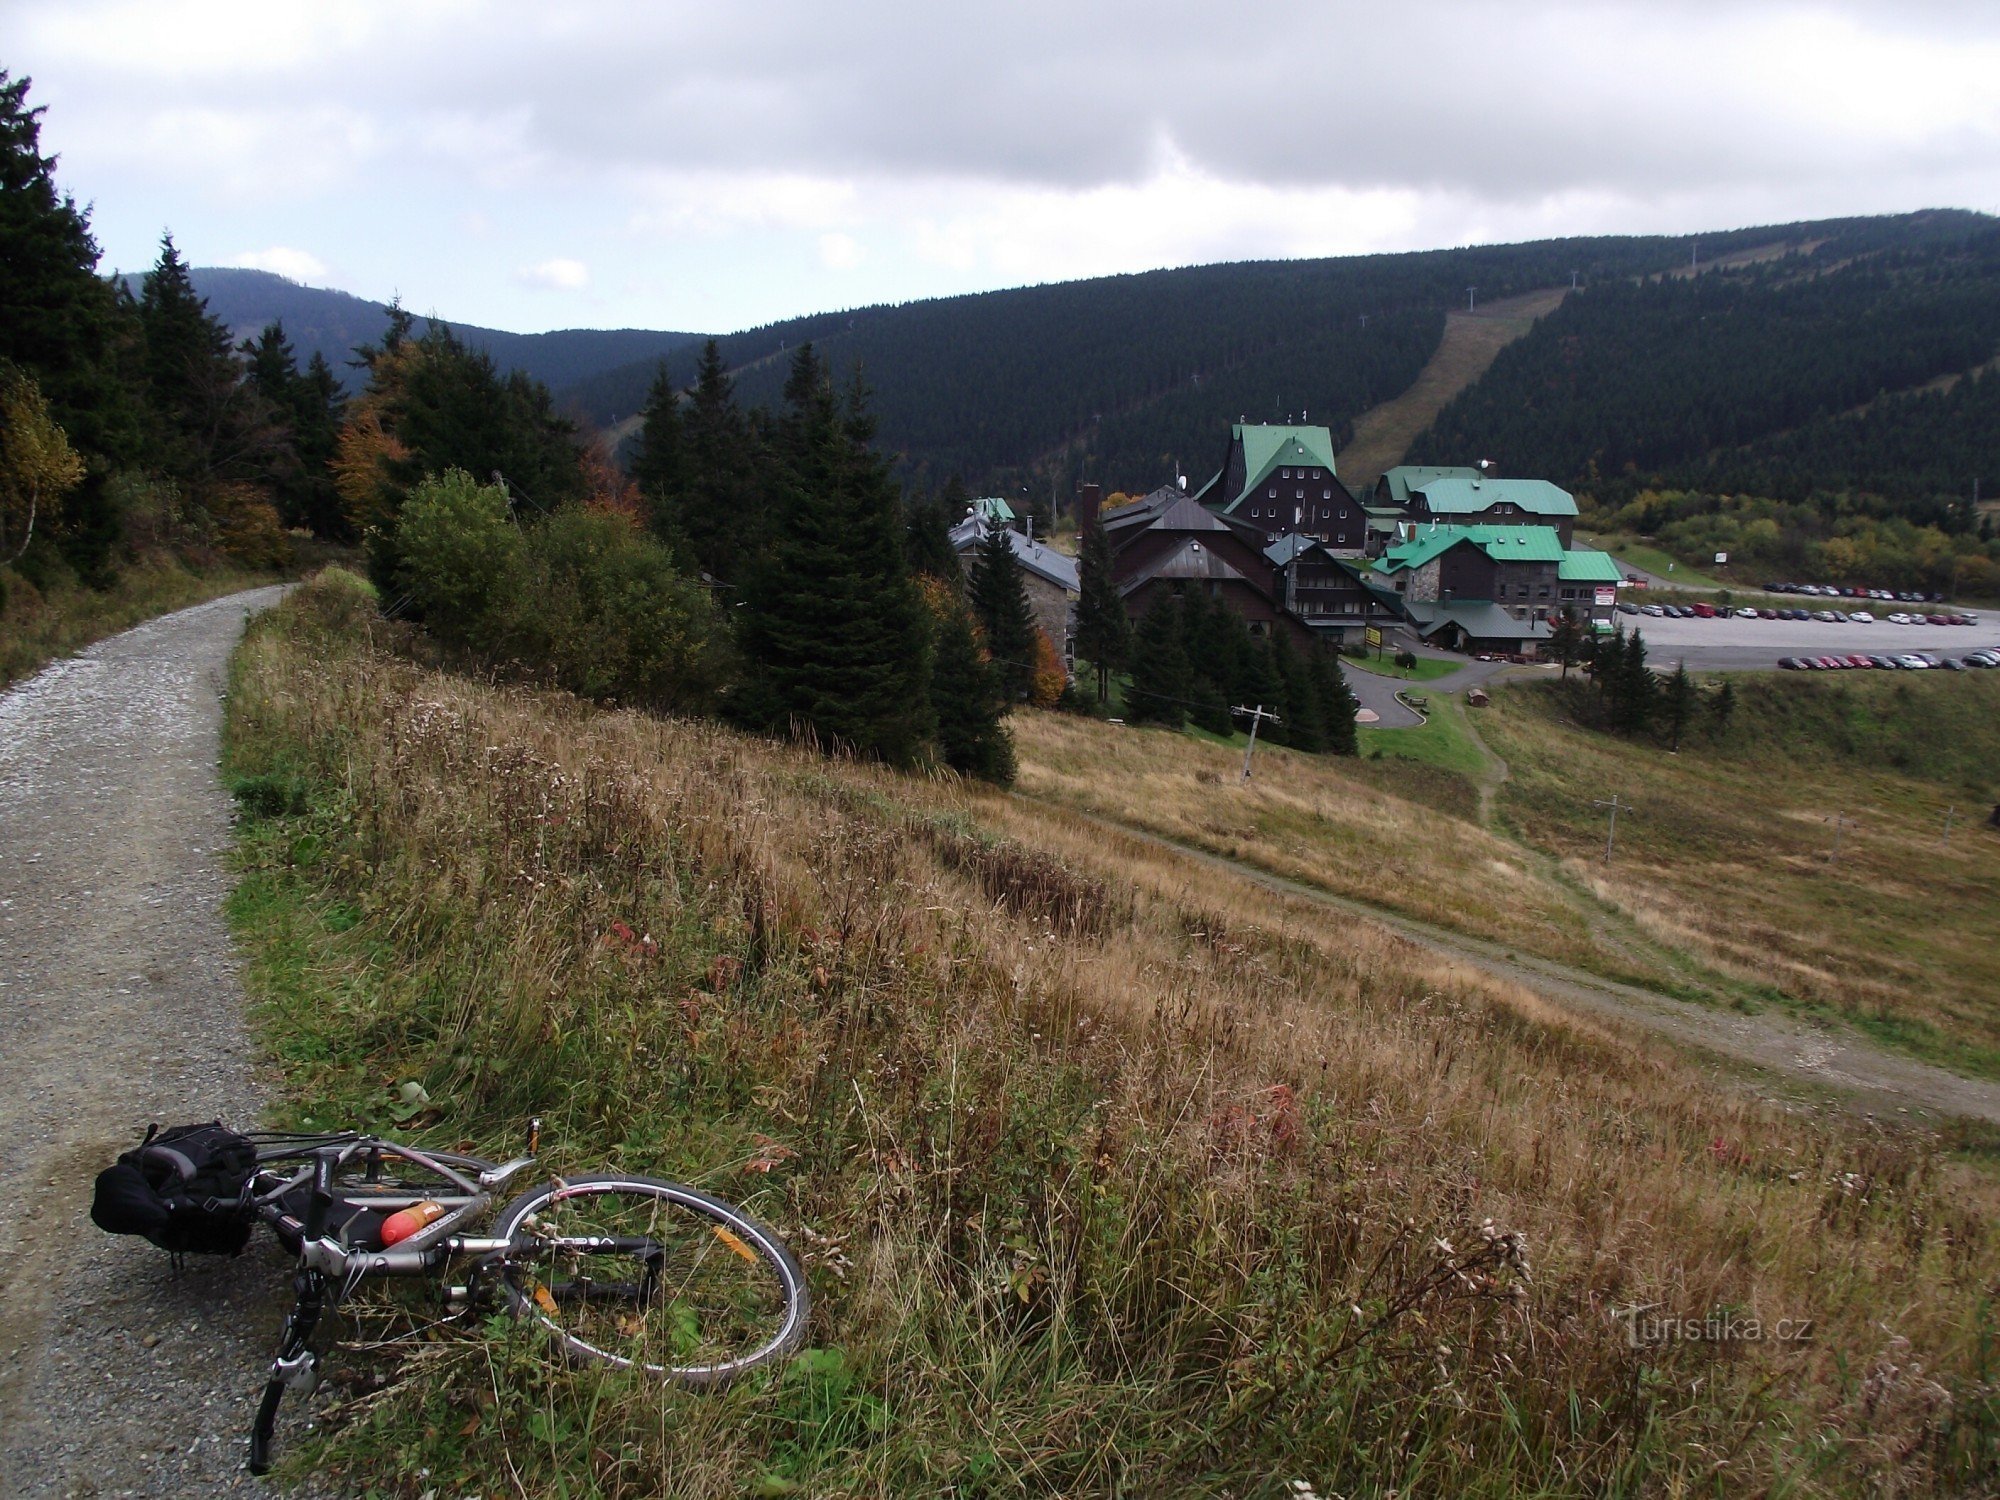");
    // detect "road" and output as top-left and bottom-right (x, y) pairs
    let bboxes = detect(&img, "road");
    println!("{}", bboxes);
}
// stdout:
(0, 589), (304, 1497)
